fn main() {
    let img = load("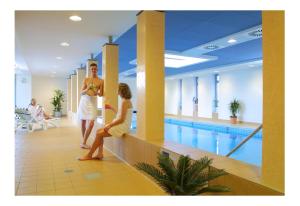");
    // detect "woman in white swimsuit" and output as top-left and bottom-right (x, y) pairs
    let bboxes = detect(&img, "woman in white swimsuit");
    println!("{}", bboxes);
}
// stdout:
(79, 83), (133, 160)
(77, 63), (104, 149)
